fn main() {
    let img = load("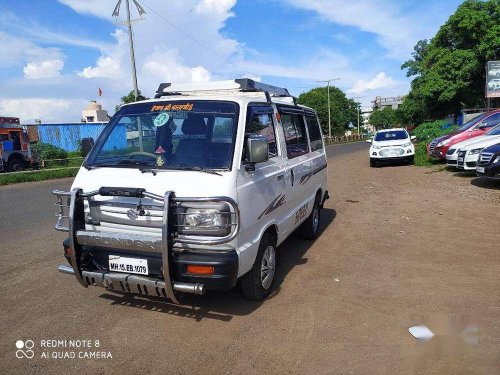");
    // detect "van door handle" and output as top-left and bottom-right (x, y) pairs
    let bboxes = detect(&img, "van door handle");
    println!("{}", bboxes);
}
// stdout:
(277, 174), (284, 180)
(290, 169), (295, 187)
